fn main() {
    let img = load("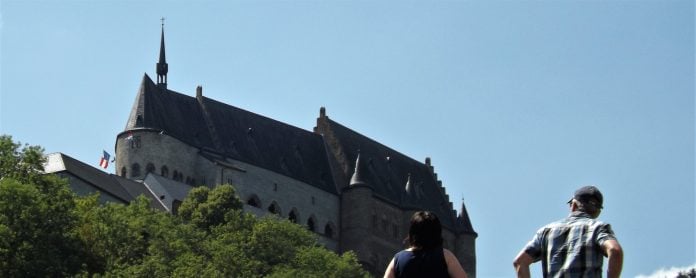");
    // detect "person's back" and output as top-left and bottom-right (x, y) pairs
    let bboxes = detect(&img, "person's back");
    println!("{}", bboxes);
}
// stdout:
(528, 211), (615, 277)
(513, 186), (623, 278)
(392, 248), (449, 278)
(384, 211), (468, 278)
